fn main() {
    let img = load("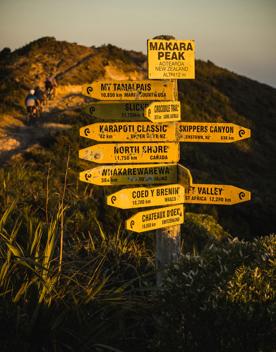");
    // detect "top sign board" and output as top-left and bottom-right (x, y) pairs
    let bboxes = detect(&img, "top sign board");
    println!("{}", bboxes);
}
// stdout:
(83, 80), (177, 101)
(147, 39), (195, 79)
